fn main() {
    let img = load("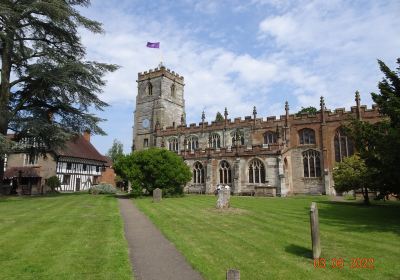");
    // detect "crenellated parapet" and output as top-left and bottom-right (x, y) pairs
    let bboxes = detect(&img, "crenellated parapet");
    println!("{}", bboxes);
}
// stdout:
(155, 102), (380, 137)
(138, 65), (184, 85)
